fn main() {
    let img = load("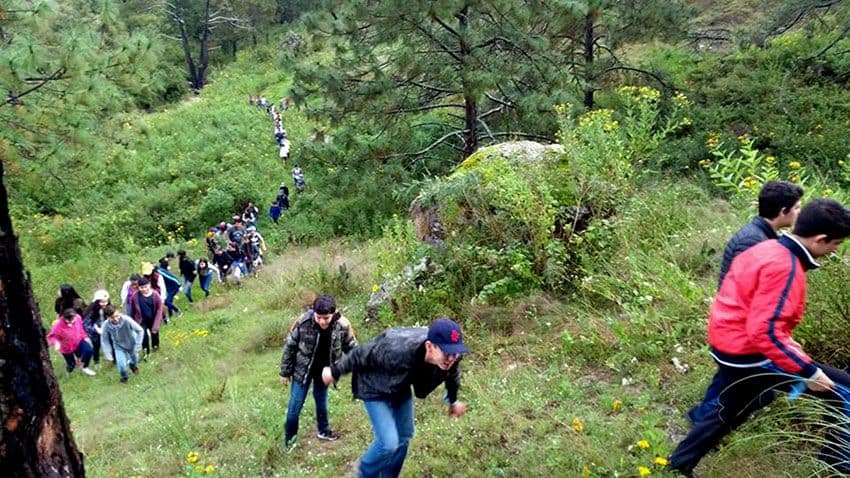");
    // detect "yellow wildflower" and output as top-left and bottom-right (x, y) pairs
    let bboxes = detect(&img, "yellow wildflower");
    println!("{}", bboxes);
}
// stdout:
(673, 92), (691, 105)
(372, 284), (380, 293)
(582, 465), (591, 477)
(612, 399), (622, 411)
(638, 466), (651, 476)
(204, 465), (216, 474)
(765, 156), (776, 165)
(654, 457), (668, 467)
(698, 159), (711, 167)
(187, 451), (200, 464)
(790, 174), (801, 183)
(823, 188), (833, 197)
(637, 439), (650, 449)
(194, 464), (204, 473)
(789, 161), (802, 170)
(572, 417), (584, 433)
(737, 133), (750, 144)
(681, 117), (692, 126)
